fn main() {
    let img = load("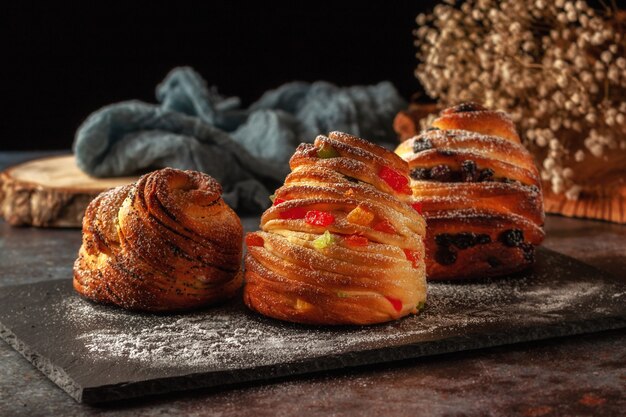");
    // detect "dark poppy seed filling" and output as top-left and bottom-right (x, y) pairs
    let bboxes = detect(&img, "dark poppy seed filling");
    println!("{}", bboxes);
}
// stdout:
(434, 232), (491, 250)
(429, 165), (454, 181)
(460, 160), (477, 182)
(500, 229), (524, 247)
(409, 162), (526, 187)
(476, 234), (491, 244)
(435, 233), (453, 247)
(410, 168), (430, 180)
(487, 257), (502, 268)
(435, 247), (457, 265)
(478, 168), (495, 181)
(452, 232), (476, 249)
(521, 243), (535, 262)
(412, 138), (433, 153)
